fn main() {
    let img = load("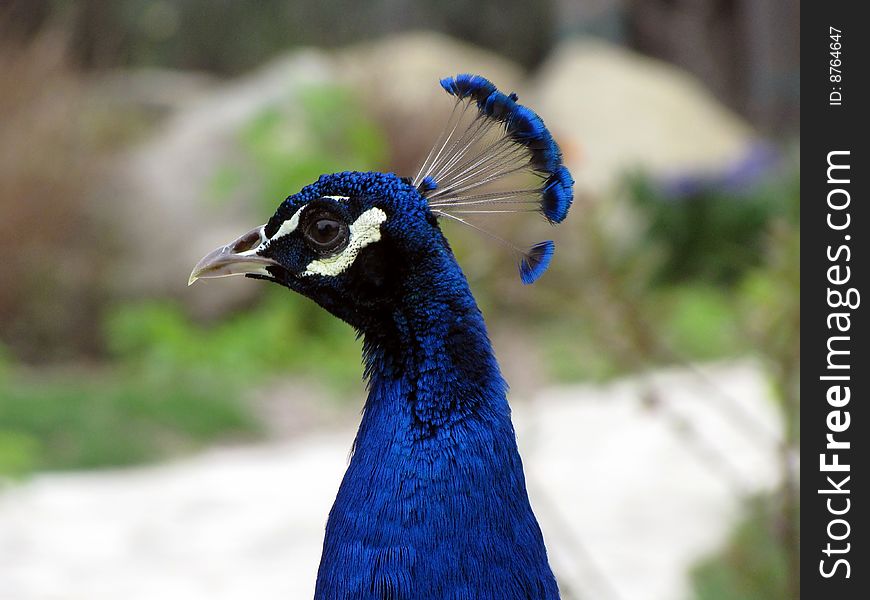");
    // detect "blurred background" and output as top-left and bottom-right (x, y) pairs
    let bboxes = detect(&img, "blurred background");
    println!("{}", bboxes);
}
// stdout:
(1, 1), (799, 599)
